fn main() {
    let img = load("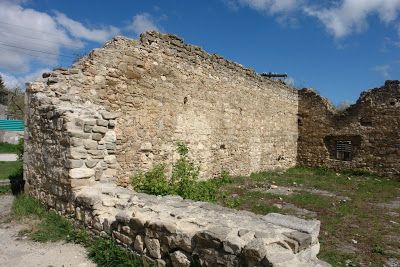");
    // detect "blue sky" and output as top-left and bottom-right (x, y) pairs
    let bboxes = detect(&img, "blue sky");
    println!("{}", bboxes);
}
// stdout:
(0, 0), (399, 105)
